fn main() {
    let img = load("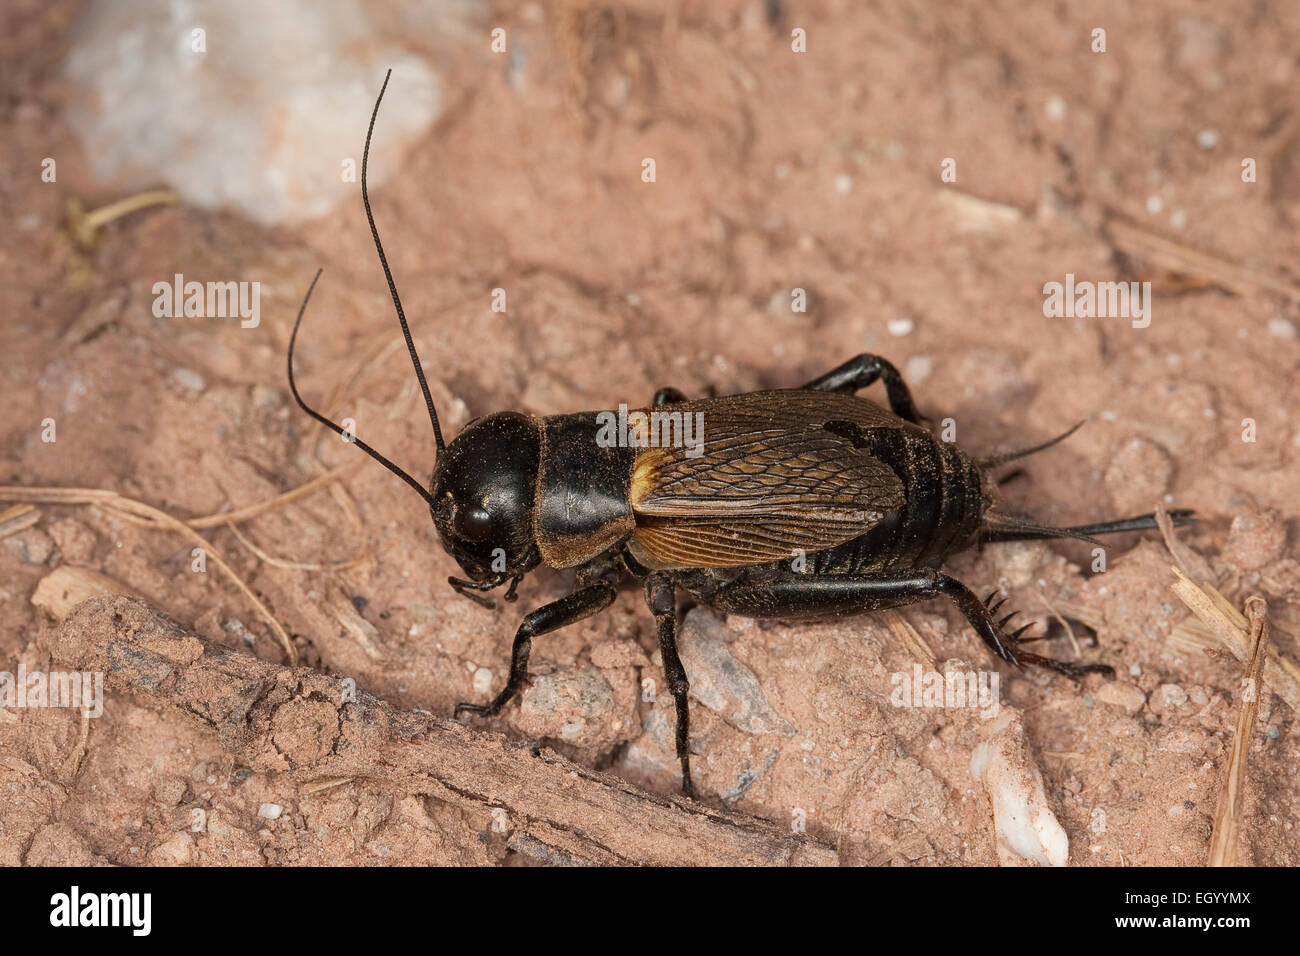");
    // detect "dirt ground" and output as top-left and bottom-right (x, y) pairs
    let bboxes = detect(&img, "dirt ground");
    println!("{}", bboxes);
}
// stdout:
(3, 0), (1299, 866)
